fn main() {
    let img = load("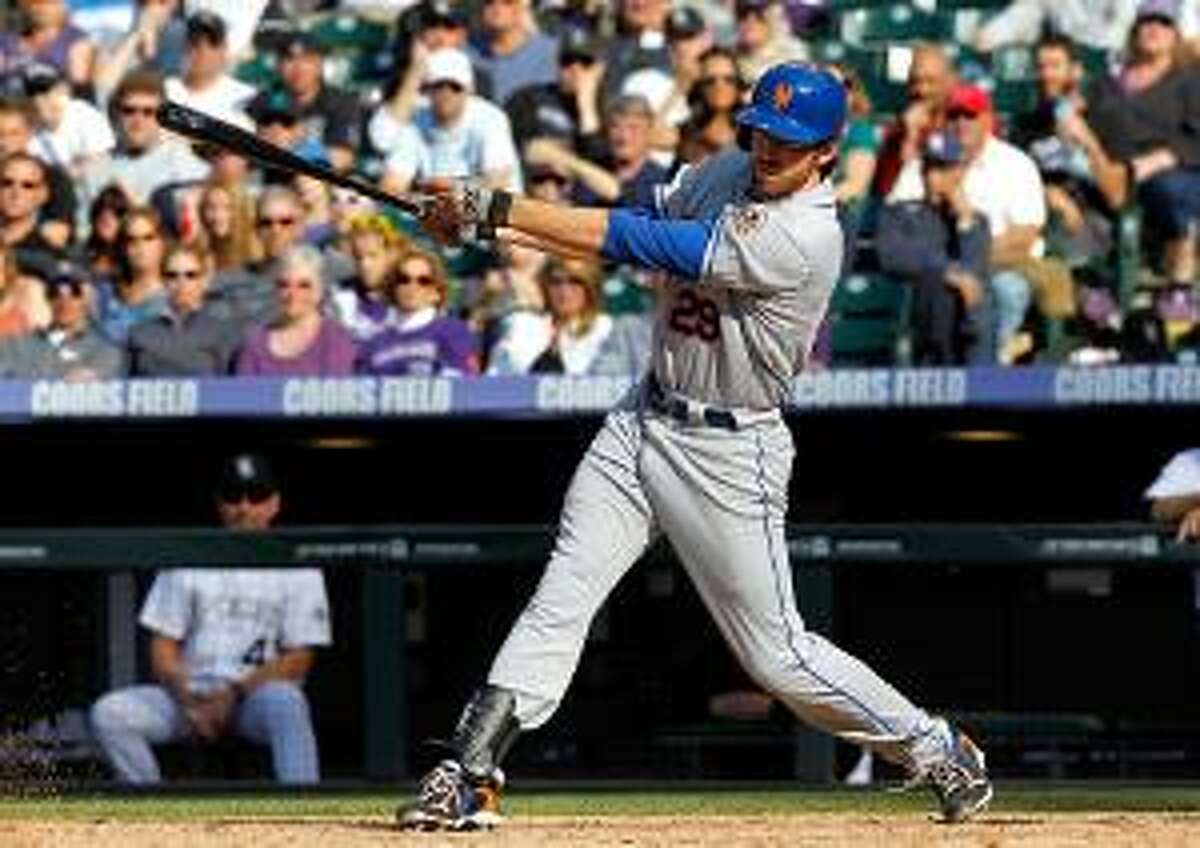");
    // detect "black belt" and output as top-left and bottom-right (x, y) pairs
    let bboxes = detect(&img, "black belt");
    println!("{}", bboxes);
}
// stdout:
(646, 378), (738, 431)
